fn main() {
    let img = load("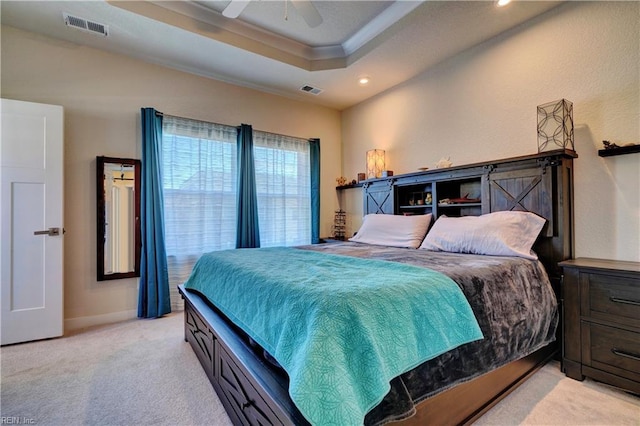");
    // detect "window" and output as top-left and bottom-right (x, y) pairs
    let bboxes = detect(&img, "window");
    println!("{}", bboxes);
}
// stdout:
(162, 116), (237, 309)
(161, 116), (313, 309)
(254, 131), (311, 247)
(163, 116), (238, 255)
